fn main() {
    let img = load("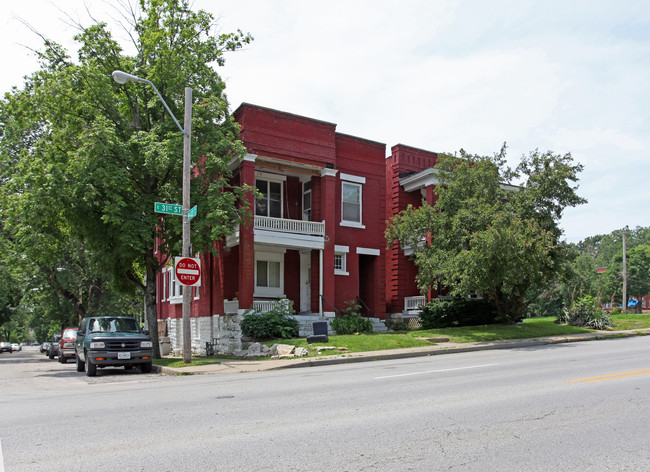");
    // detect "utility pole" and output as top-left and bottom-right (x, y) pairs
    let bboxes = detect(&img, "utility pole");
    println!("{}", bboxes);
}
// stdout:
(182, 86), (193, 364)
(112, 71), (193, 363)
(622, 231), (628, 313)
